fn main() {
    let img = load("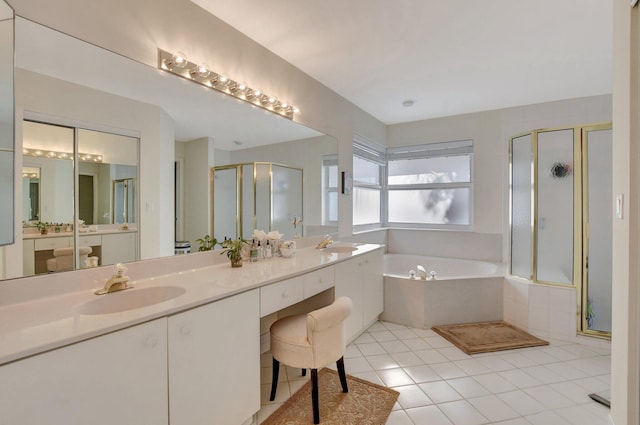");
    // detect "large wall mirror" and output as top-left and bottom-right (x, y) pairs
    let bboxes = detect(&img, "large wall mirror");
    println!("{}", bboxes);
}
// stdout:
(0, 16), (337, 282)
(0, 0), (14, 247)
(21, 120), (139, 276)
